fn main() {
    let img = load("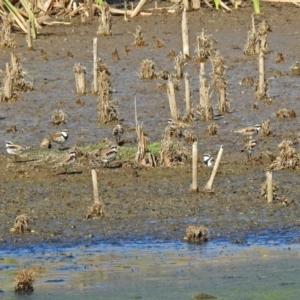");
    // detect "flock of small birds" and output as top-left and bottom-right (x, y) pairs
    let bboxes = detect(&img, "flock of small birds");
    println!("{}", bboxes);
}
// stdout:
(4, 121), (261, 172)
(168, 119), (262, 167)
(5, 124), (125, 173)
